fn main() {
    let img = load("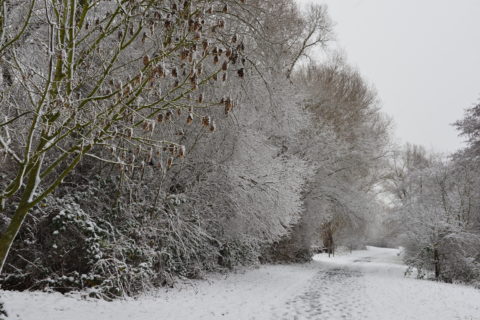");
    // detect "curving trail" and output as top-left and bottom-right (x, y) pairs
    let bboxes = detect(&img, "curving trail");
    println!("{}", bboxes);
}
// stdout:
(2, 246), (480, 320)
(274, 246), (480, 320)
